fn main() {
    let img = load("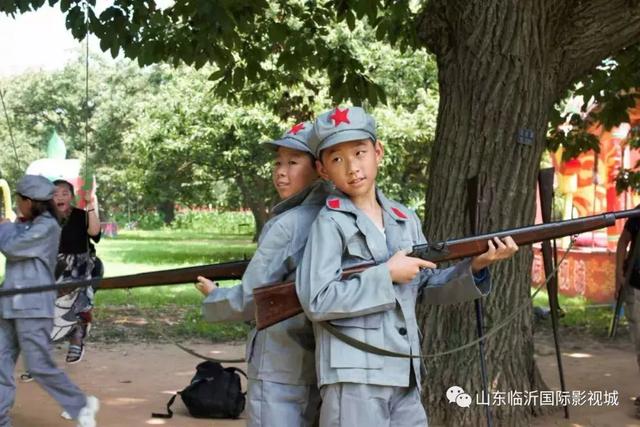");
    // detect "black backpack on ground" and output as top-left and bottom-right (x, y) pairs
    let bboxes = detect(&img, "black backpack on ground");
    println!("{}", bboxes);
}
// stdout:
(152, 361), (247, 419)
